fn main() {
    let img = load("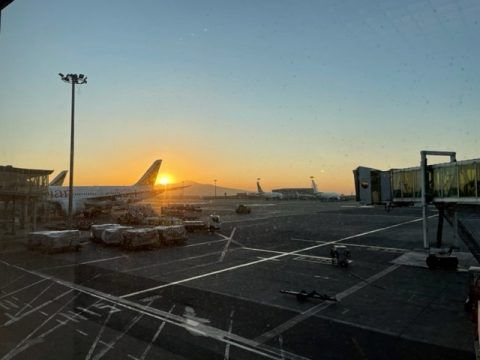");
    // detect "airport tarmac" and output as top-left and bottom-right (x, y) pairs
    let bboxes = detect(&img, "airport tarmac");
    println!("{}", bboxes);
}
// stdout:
(0, 199), (476, 359)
